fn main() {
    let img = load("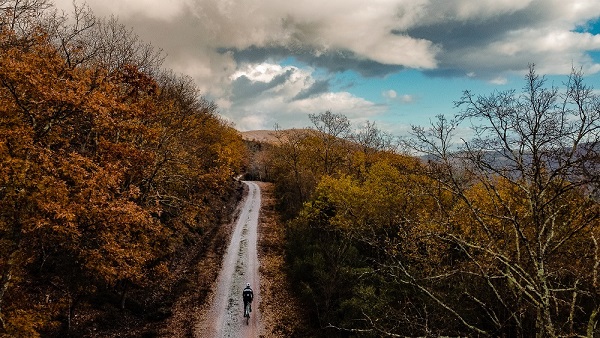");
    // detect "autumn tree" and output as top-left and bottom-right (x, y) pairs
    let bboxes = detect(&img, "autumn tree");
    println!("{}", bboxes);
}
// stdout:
(348, 120), (397, 177)
(269, 112), (362, 217)
(0, 22), (166, 334)
(281, 66), (600, 337)
(267, 128), (319, 217)
(0, 1), (245, 336)
(408, 65), (600, 337)
(272, 112), (438, 335)
(308, 111), (352, 176)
